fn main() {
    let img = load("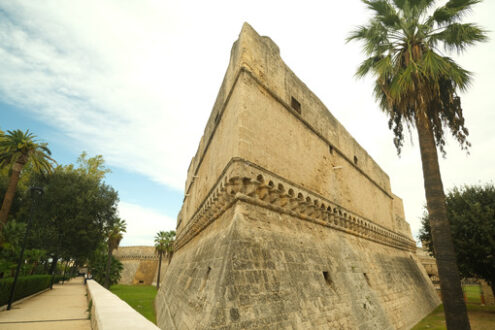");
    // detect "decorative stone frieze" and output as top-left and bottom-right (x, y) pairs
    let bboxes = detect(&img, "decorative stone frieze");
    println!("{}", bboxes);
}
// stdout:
(175, 158), (416, 252)
(115, 255), (158, 260)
